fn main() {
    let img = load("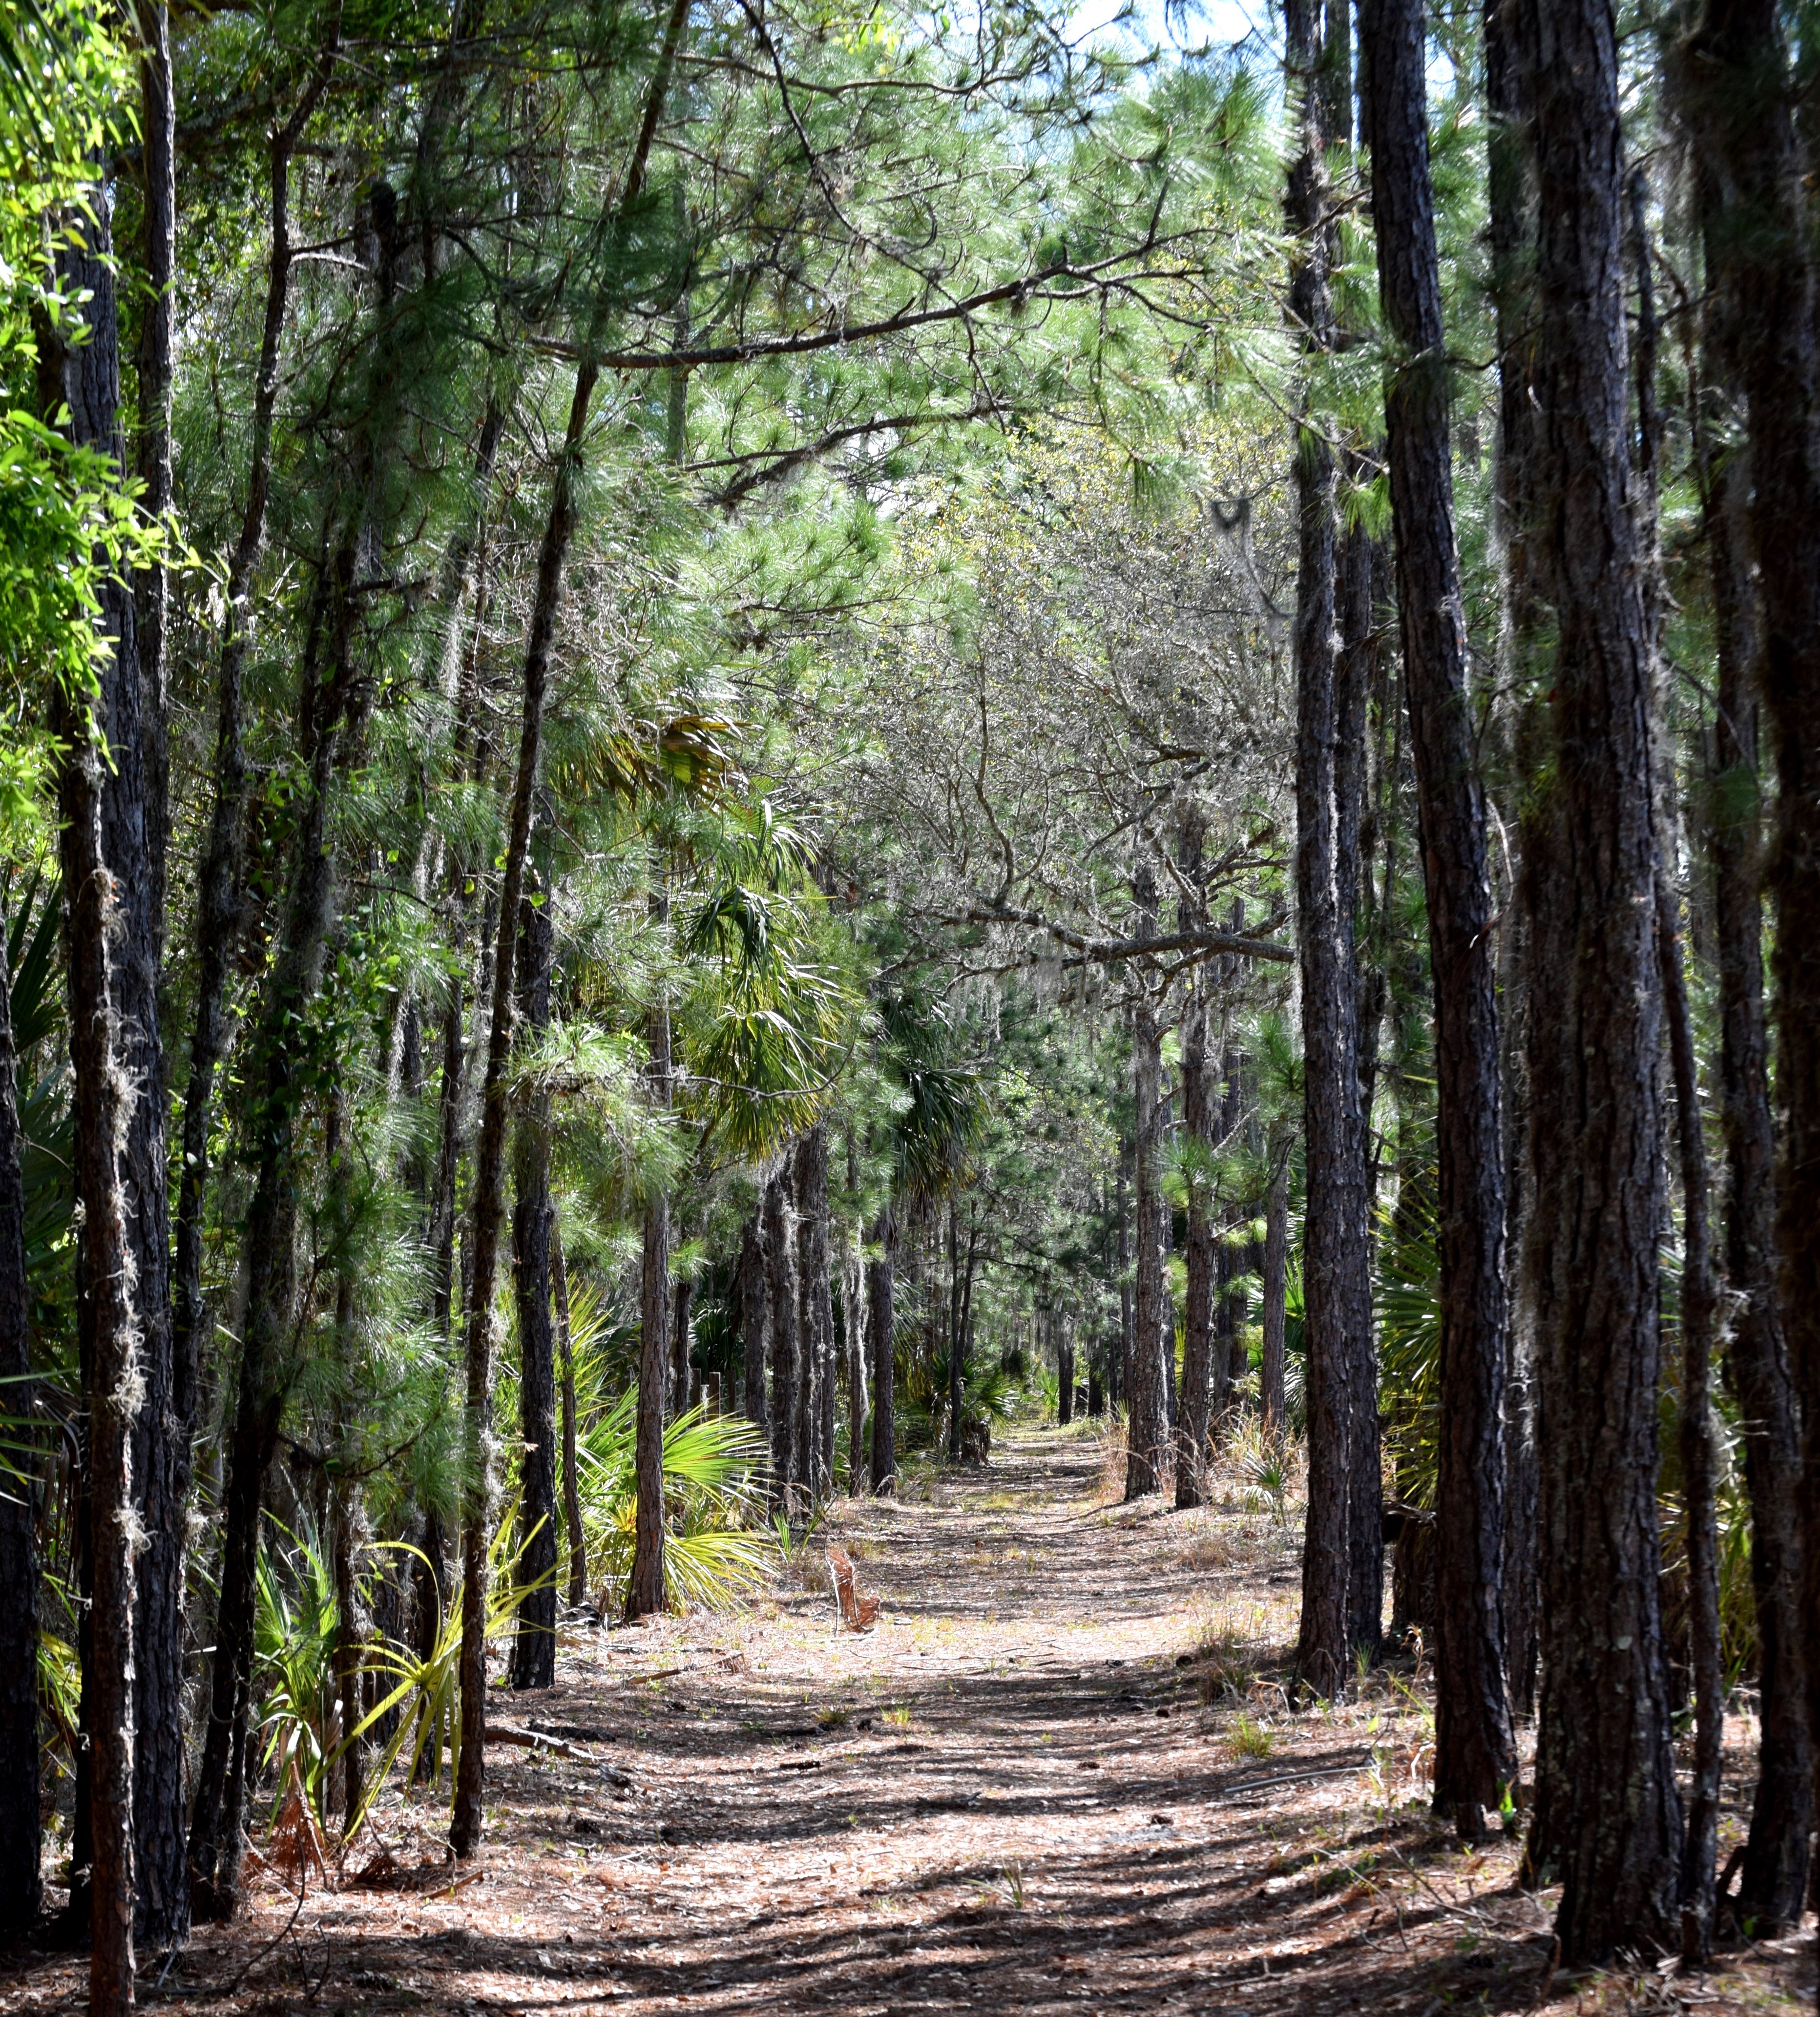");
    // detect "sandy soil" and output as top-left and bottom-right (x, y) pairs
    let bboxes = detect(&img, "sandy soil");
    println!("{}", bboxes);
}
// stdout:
(1, 1425), (1811, 2015)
